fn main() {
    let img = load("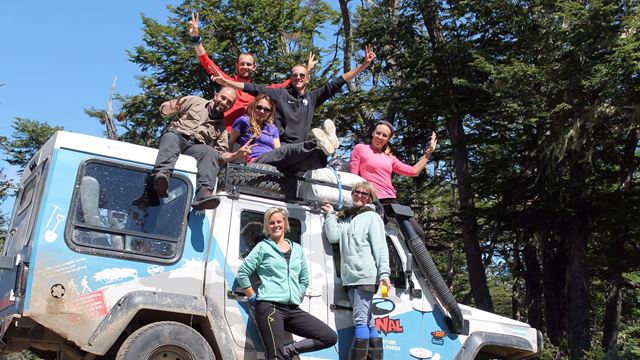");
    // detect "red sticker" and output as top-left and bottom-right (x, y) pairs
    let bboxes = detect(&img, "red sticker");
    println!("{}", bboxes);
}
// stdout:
(66, 290), (108, 325)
